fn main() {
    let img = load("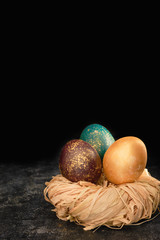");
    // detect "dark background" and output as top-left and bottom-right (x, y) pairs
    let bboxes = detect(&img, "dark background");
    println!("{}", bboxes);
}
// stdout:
(1, 14), (159, 169)
(1, 78), (160, 168)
